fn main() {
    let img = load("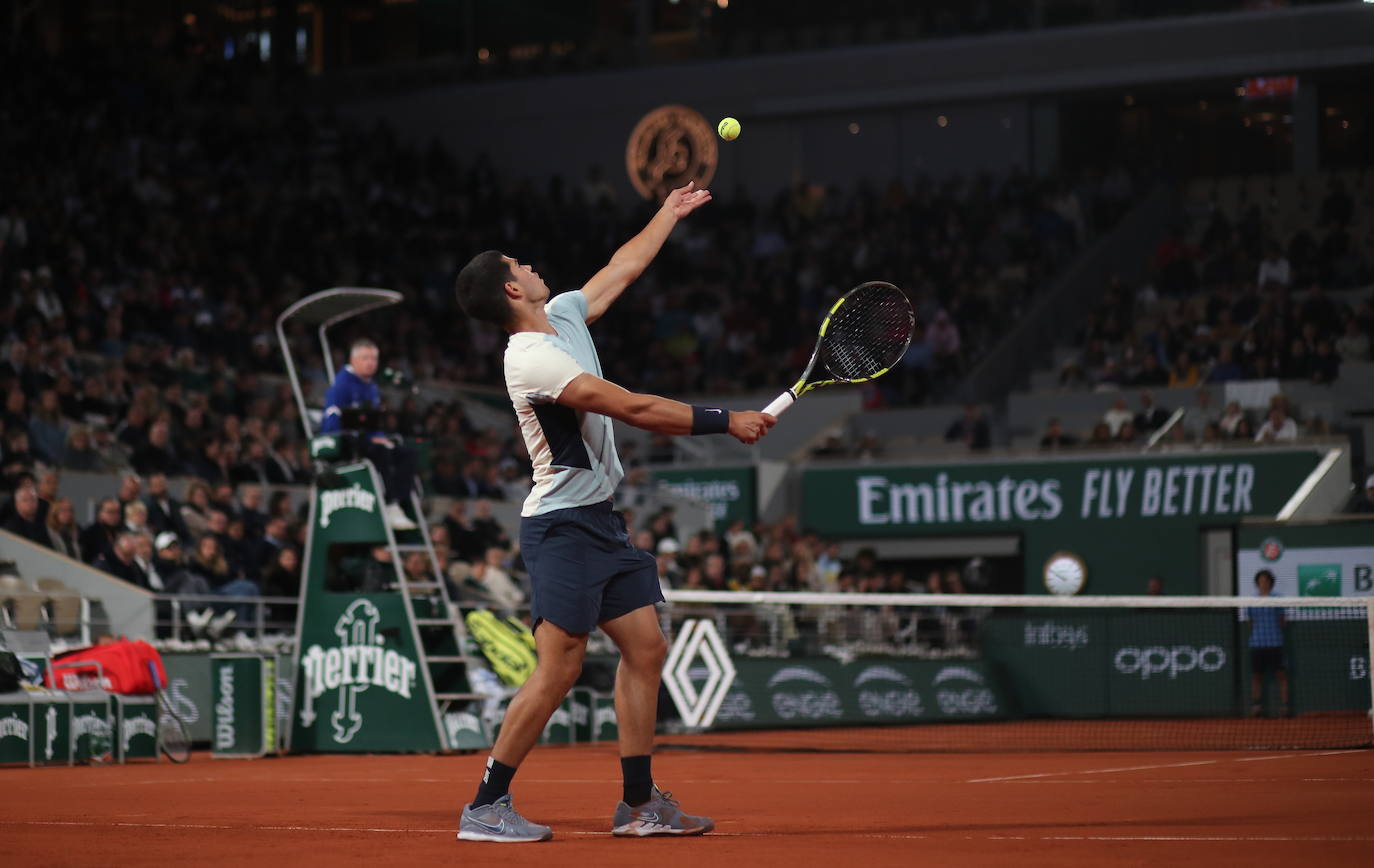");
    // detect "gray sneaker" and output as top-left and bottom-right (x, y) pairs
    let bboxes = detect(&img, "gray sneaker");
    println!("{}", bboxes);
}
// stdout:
(458, 794), (553, 843)
(612, 786), (714, 837)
